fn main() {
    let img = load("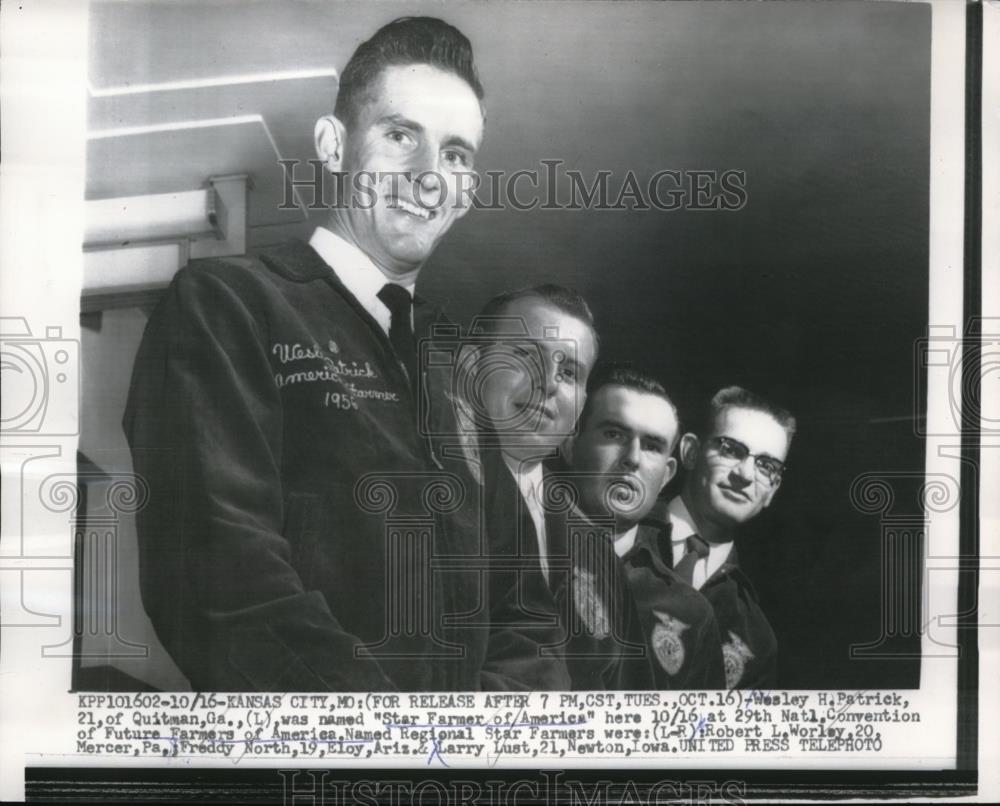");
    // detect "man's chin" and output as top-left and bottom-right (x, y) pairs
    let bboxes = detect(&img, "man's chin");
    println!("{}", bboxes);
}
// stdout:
(379, 232), (442, 269)
(384, 246), (433, 270)
(576, 485), (646, 528)
(498, 433), (562, 461)
(577, 497), (619, 527)
(603, 479), (646, 514)
(709, 495), (755, 524)
(609, 500), (650, 526)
